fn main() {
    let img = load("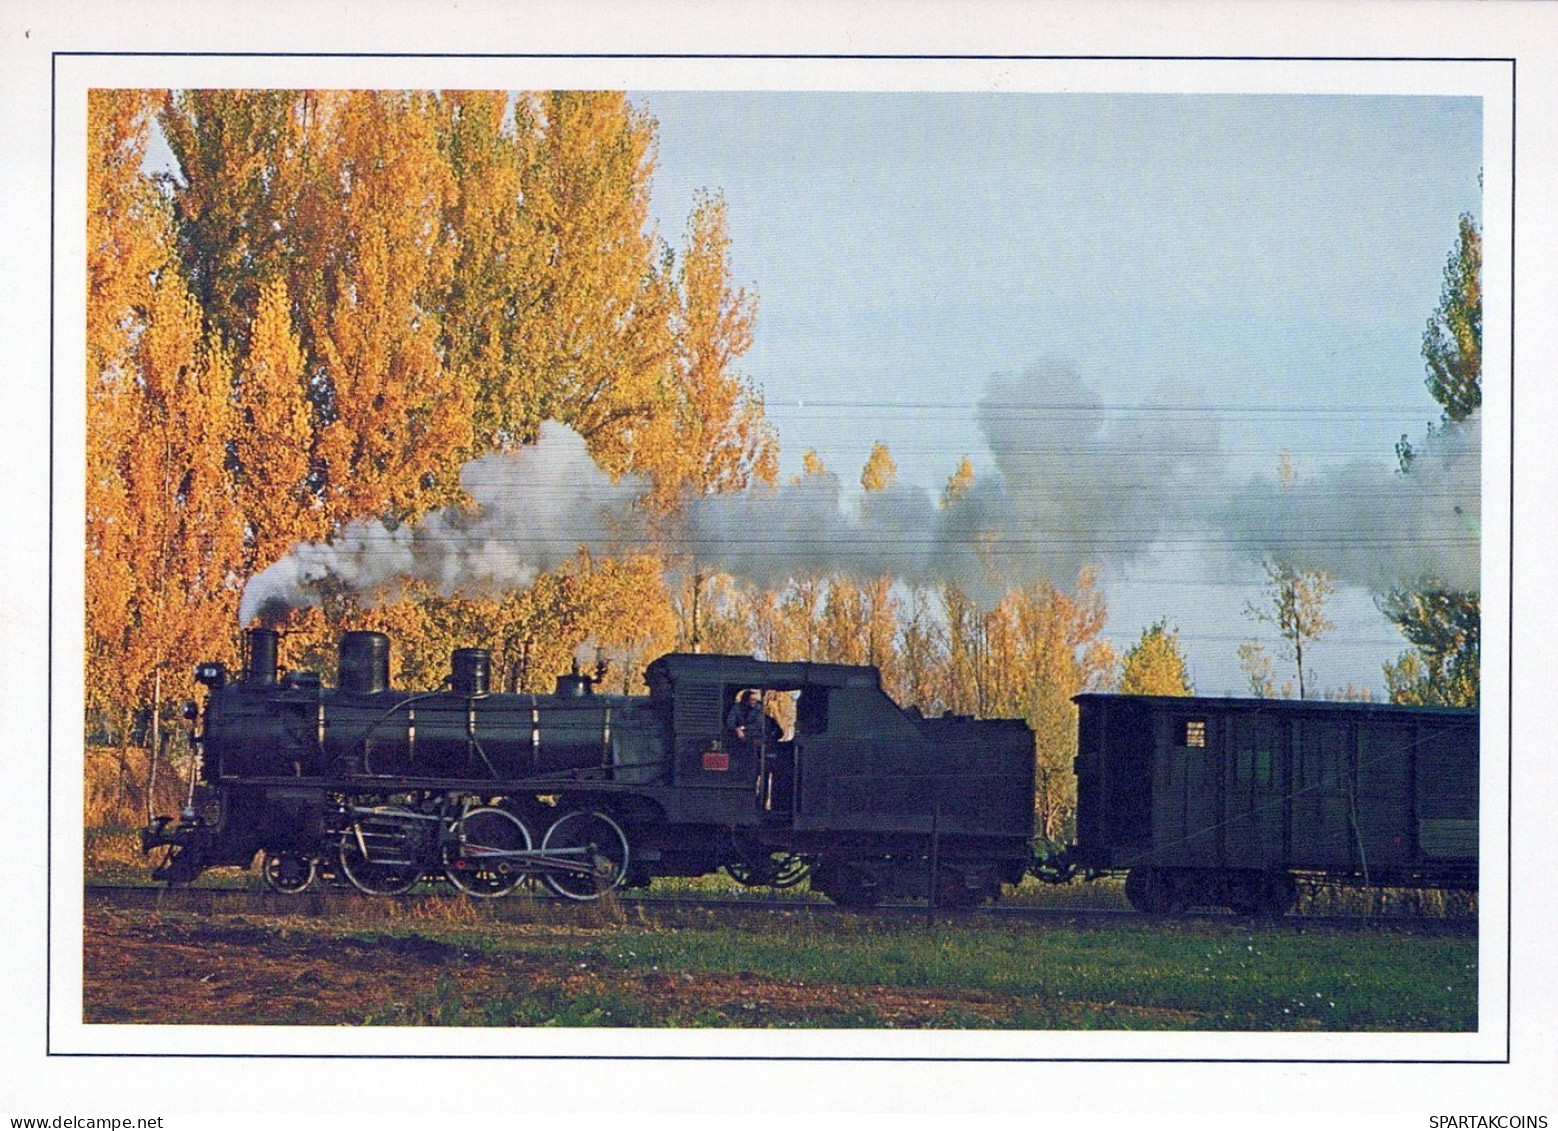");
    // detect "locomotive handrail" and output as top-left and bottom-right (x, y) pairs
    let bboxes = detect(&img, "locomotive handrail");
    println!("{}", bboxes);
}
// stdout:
(356, 691), (446, 775)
